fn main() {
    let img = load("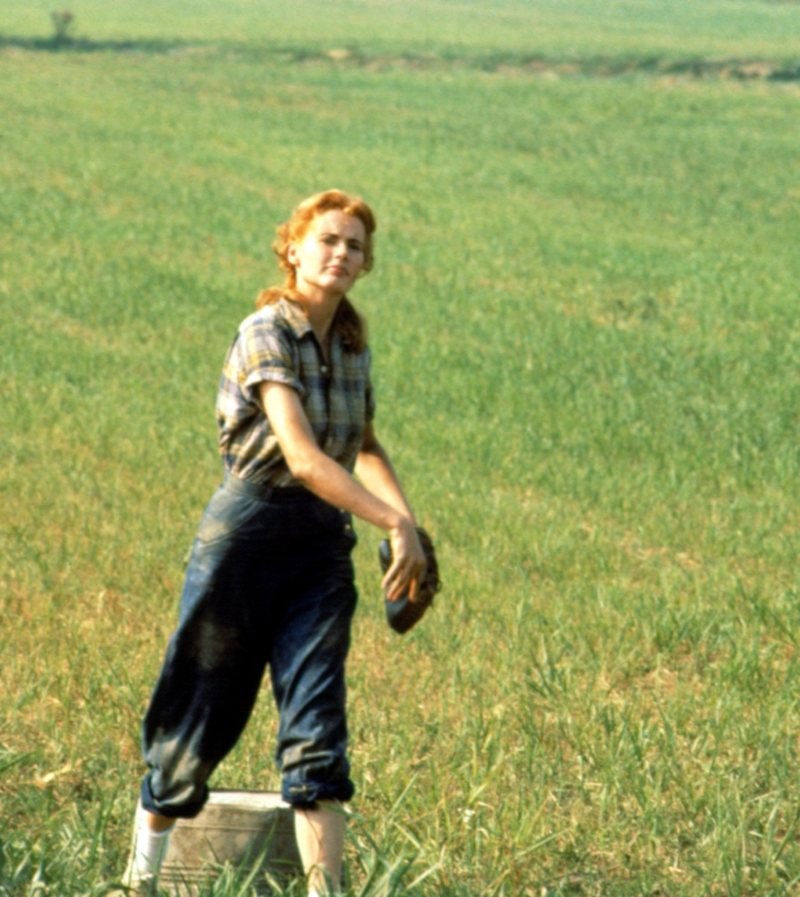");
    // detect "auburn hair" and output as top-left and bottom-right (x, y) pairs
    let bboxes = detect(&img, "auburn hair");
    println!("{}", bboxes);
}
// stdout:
(256, 190), (376, 354)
